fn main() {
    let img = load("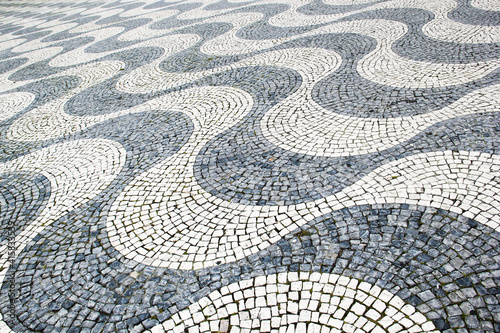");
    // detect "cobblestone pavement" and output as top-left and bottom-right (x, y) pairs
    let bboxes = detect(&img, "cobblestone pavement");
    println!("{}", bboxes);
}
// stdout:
(0, 0), (499, 332)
